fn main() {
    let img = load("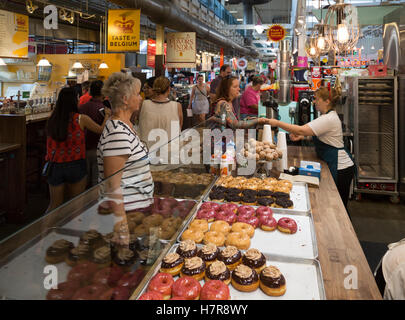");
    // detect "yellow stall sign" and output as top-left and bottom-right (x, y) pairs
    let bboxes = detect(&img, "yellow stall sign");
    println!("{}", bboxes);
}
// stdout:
(107, 9), (140, 52)
(0, 10), (28, 58)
